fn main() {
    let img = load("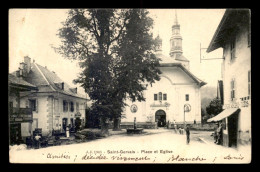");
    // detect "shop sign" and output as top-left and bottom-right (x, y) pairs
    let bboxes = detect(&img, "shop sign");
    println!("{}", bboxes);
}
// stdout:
(224, 99), (250, 109)
(10, 114), (33, 123)
(223, 103), (239, 109)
